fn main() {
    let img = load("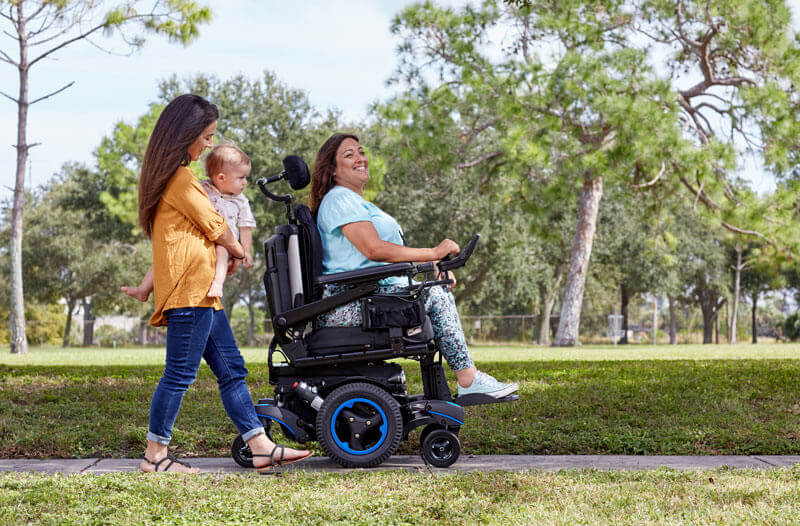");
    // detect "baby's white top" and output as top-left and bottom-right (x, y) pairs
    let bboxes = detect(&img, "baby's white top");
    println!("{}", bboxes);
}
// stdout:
(201, 180), (256, 240)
